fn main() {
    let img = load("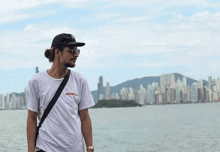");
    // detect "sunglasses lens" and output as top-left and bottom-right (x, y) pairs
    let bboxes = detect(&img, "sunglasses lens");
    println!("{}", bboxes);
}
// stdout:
(69, 49), (80, 55)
